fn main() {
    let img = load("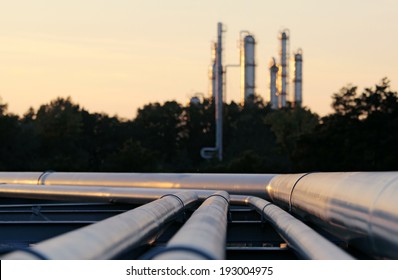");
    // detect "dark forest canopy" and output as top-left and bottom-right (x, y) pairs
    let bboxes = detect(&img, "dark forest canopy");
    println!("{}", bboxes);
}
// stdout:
(0, 78), (397, 173)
